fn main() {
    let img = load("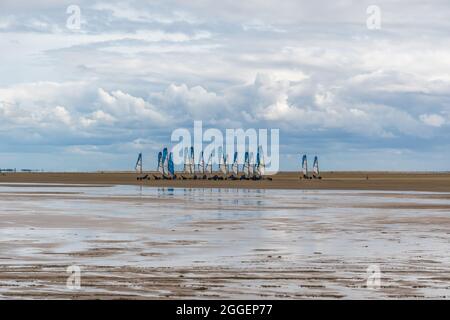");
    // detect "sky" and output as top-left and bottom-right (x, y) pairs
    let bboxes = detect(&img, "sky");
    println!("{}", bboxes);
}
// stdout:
(0, 0), (449, 171)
